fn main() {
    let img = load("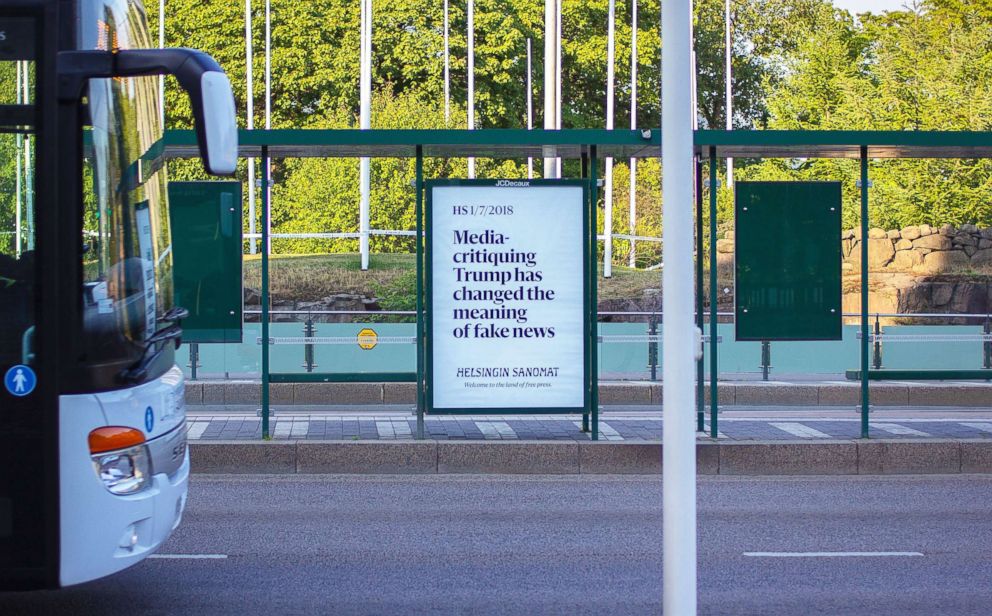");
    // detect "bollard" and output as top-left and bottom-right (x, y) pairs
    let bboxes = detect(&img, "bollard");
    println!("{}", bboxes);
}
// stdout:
(984, 315), (991, 371)
(302, 315), (316, 373)
(647, 316), (659, 381)
(872, 314), (883, 370)
(188, 342), (200, 380)
(760, 340), (771, 381)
